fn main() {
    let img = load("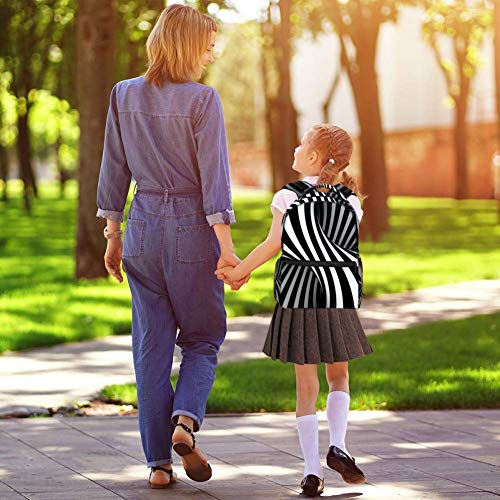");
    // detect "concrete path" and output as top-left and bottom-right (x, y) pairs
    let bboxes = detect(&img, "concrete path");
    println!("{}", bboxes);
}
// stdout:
(0, 279), (499, 410)
(1, 410), (499, 499)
